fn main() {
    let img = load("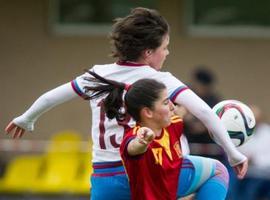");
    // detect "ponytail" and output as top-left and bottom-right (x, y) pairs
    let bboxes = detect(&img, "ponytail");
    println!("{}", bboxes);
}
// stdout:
(84, 70), (127, 121)
(84, 70), (166, 123)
